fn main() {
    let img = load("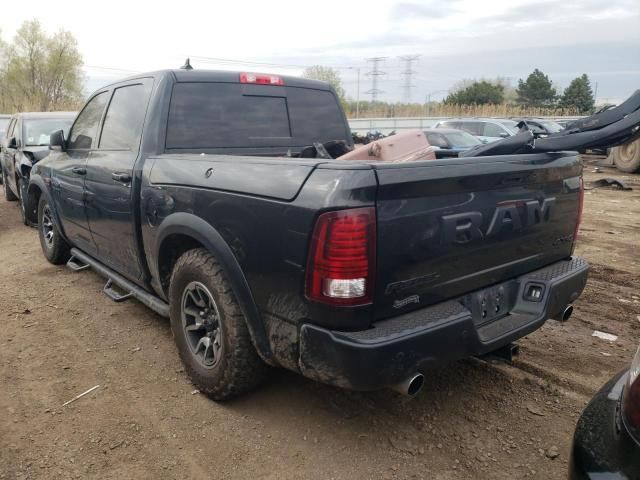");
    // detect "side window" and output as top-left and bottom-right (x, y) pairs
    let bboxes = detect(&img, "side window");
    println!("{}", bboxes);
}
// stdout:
(99, 83), (152, 150)
(7, 119), (17, 140)
(426, 133), (448, 147)
(68, 92), (109, 150)
(460, 122), (483, 136)
(483, 122), (506, 137)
